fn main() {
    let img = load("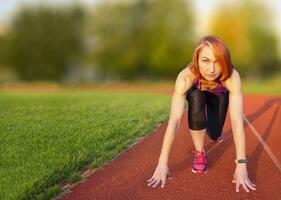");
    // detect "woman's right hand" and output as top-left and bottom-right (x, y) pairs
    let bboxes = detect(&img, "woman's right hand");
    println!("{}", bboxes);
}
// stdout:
(146, 164), (172, 188)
